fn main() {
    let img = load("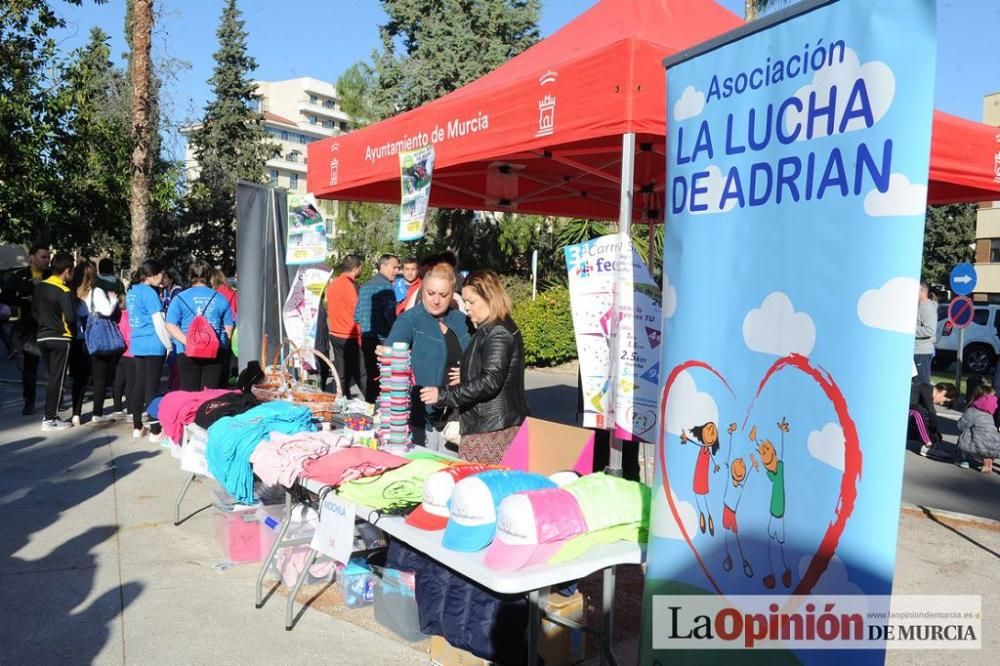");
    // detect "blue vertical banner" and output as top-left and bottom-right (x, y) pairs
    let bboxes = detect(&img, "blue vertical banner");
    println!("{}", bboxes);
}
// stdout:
(642, 0), (936, 662)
